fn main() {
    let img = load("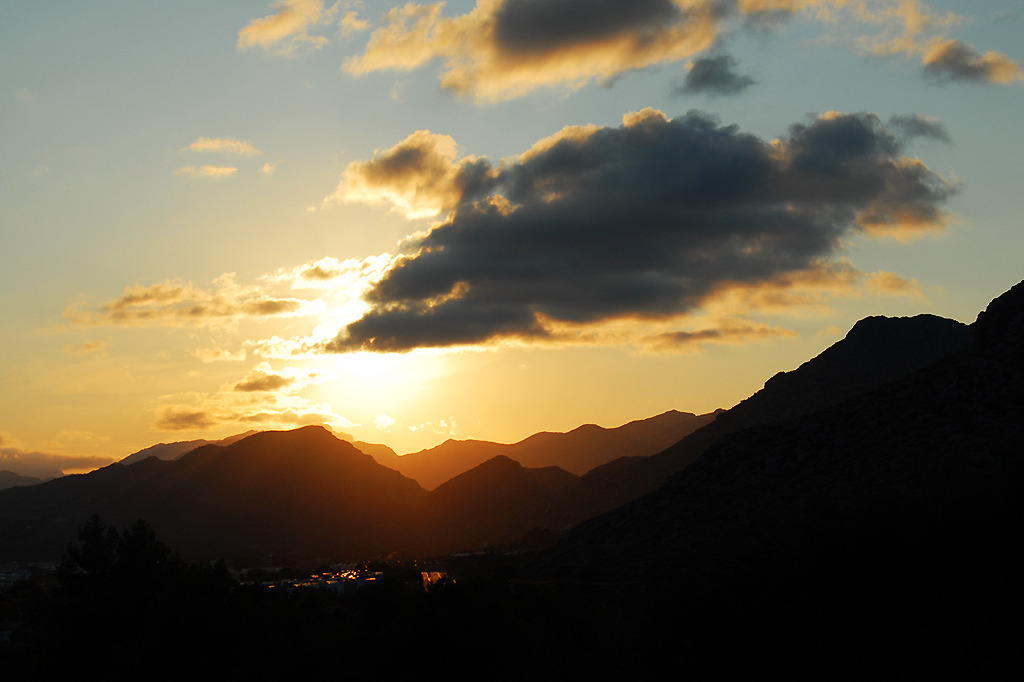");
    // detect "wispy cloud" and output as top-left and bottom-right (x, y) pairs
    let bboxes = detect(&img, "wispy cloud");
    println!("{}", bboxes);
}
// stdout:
(643, 319), (797, 353)
(830, 0), (1022, 84)
(186, 137), (263, 155)
(237, 0), (337, 56)
(64, 273), (314, 328)
(63, 340), (107, 356)
(340, 10), (369, 36)
(192, 347), (247, 363)
(173, 165), (238, 179)
(152, 362), (352, 432)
